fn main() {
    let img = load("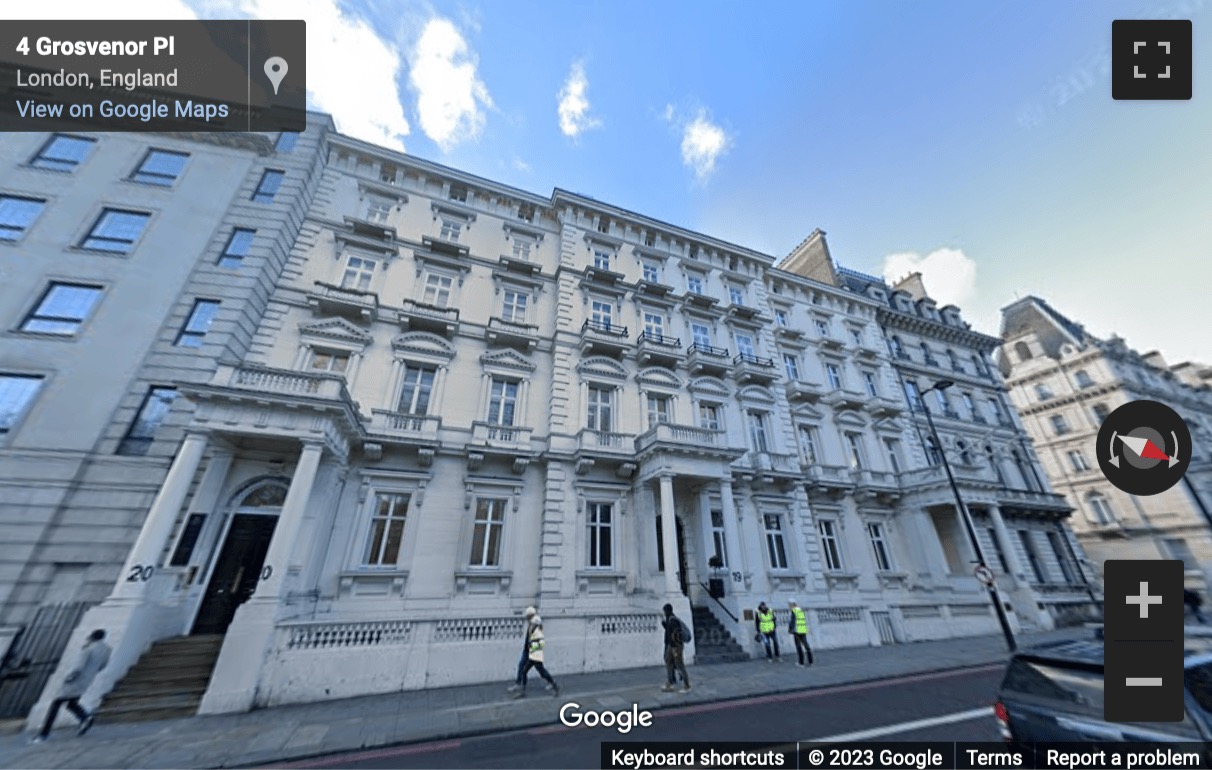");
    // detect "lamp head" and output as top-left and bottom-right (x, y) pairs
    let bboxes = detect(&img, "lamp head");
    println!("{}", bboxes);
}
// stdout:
(931, 379), (955, 392)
